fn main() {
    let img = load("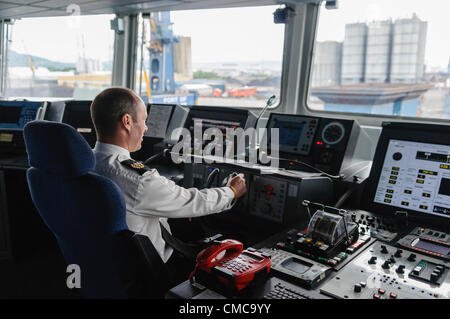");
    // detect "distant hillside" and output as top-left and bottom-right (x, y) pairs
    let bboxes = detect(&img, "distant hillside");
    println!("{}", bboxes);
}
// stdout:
(7, 50), (76, 71)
